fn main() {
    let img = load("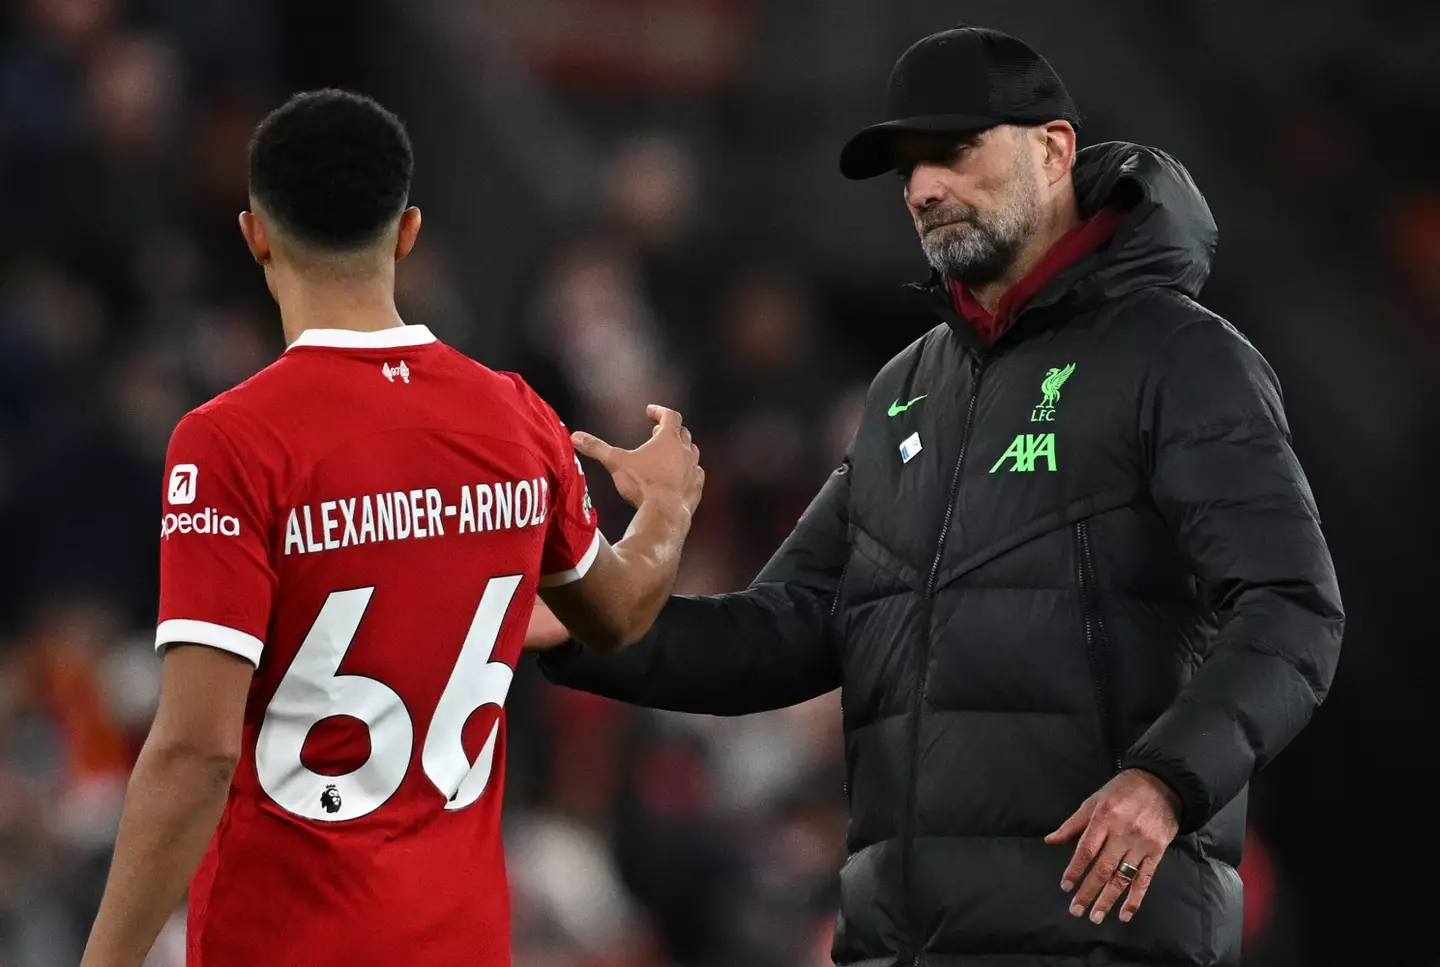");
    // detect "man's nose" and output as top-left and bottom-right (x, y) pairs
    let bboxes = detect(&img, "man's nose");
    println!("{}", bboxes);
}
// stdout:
(905, 164), (948, 211)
